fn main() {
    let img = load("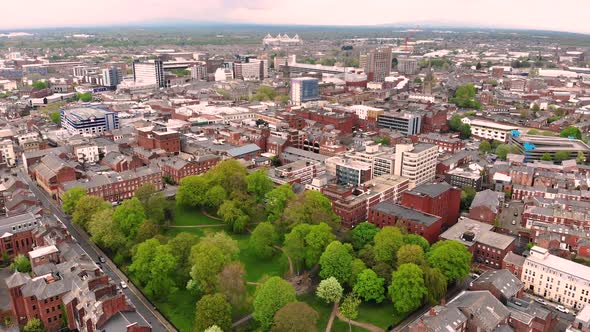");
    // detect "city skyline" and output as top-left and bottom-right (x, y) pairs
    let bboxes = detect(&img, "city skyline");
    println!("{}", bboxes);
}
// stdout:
(1, 0), (589, 34)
